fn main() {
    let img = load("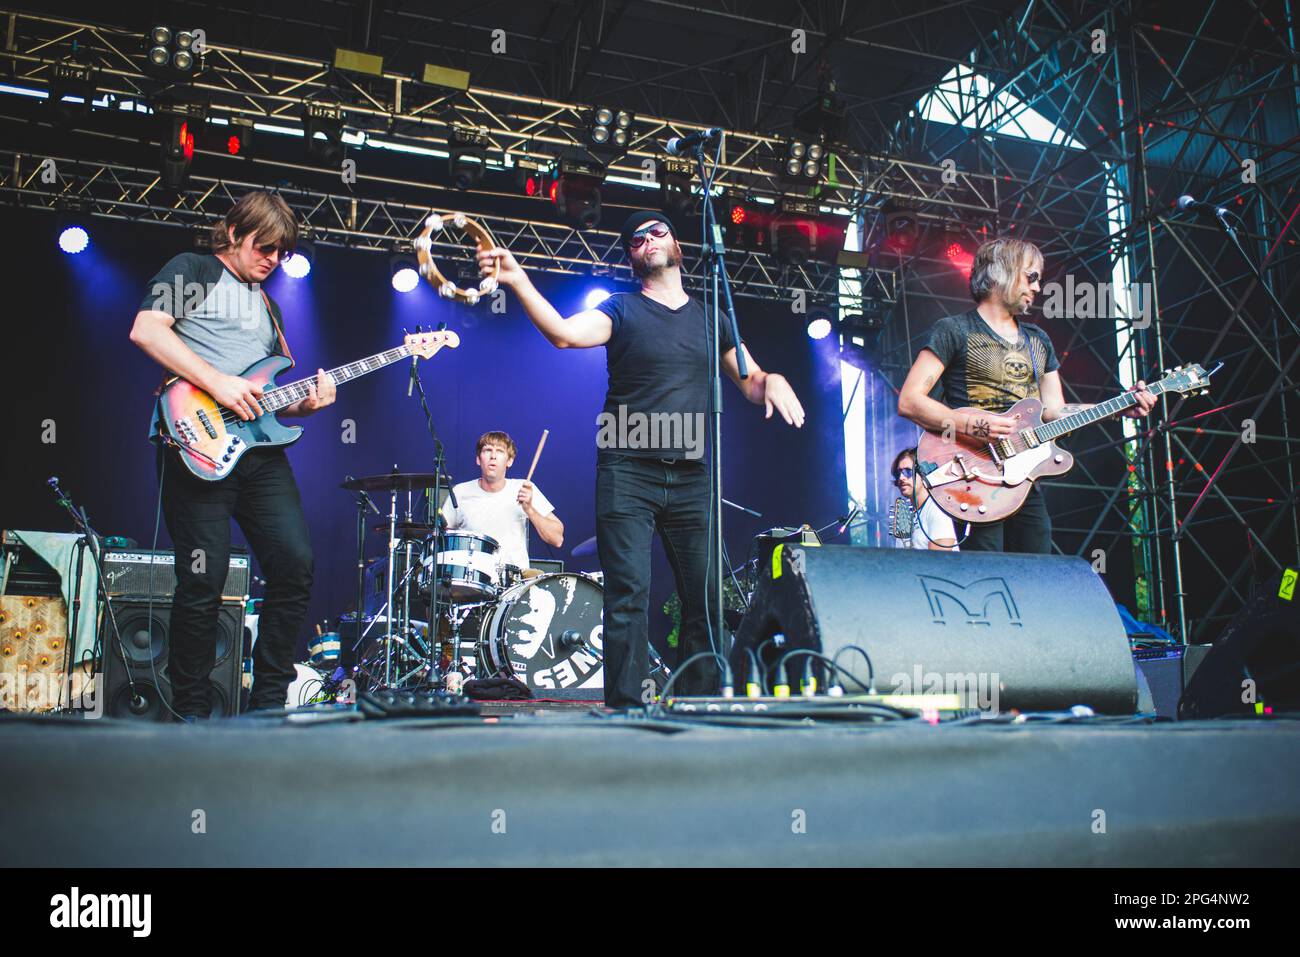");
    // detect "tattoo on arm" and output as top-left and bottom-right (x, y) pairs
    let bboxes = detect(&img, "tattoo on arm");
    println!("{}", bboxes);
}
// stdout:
(1059, 403), (1092, 416)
